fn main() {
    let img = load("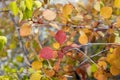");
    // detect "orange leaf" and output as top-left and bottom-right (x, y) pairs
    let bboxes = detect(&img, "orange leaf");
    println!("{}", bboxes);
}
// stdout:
(78, 33), (88, 45)
(20, 23), (31, 37)
(110, 66), (120, 76)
